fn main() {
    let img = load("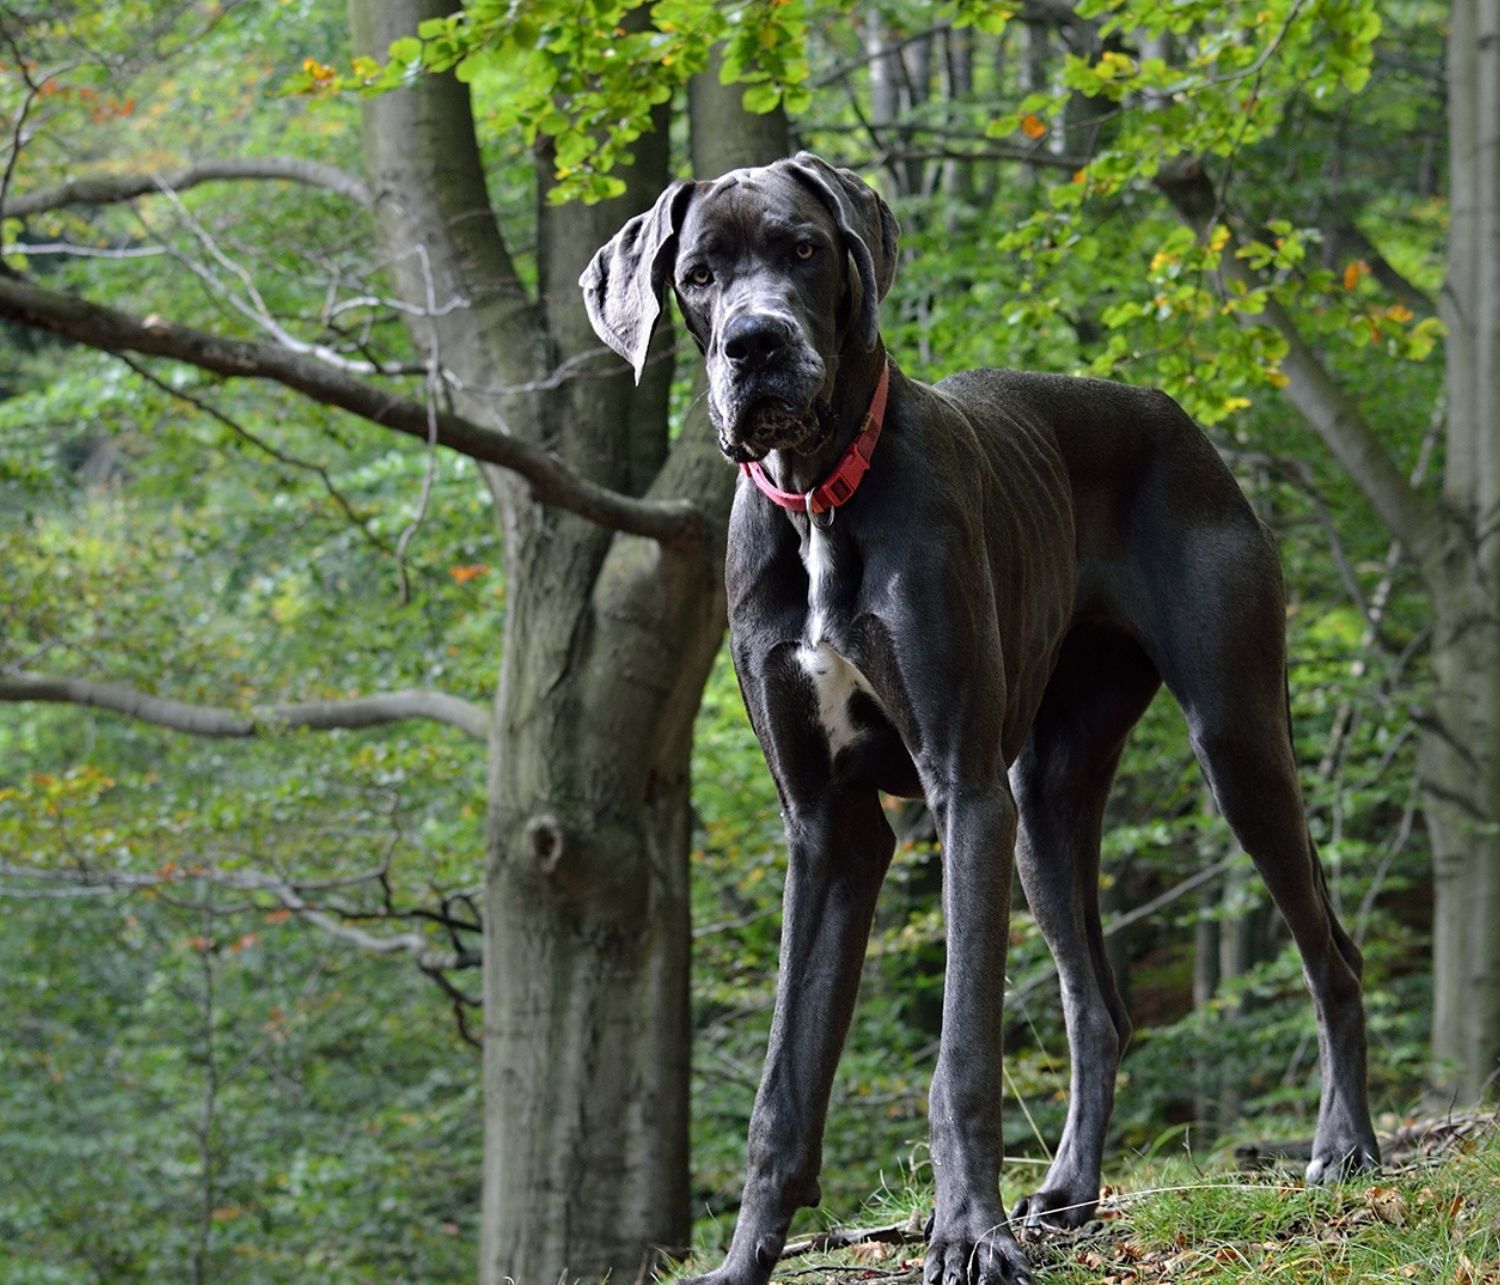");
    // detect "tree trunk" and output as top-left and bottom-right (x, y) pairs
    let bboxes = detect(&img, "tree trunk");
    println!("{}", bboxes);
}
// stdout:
(483, 518), (728, 1280)
(1423, 593), (1500, 1101)
(480, 63), (785, 1277)
(1427, 0), (1500, 1105)
(347, 3), (788, 1278)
